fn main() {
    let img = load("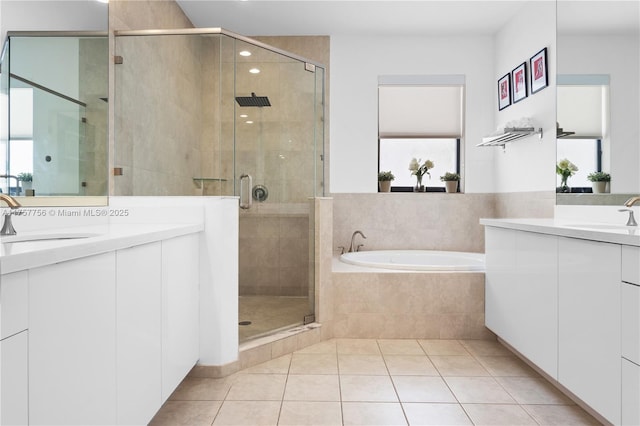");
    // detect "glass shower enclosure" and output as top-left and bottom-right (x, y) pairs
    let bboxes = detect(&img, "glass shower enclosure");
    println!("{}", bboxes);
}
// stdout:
(114, 29), (325, 342)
